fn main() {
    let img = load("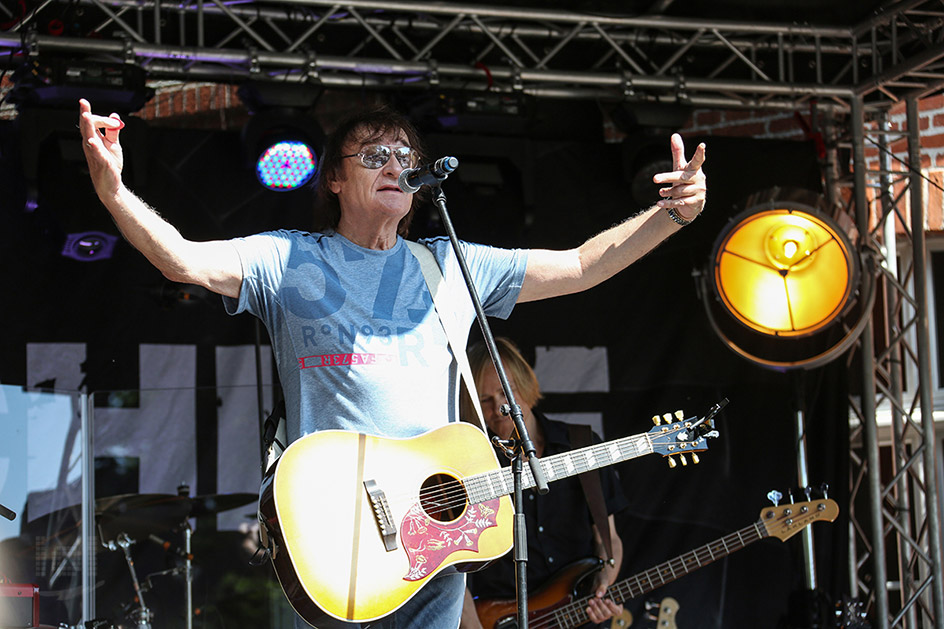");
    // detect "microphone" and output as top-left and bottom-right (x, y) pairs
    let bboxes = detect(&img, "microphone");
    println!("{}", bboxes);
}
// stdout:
(398, 156), (459, 193)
